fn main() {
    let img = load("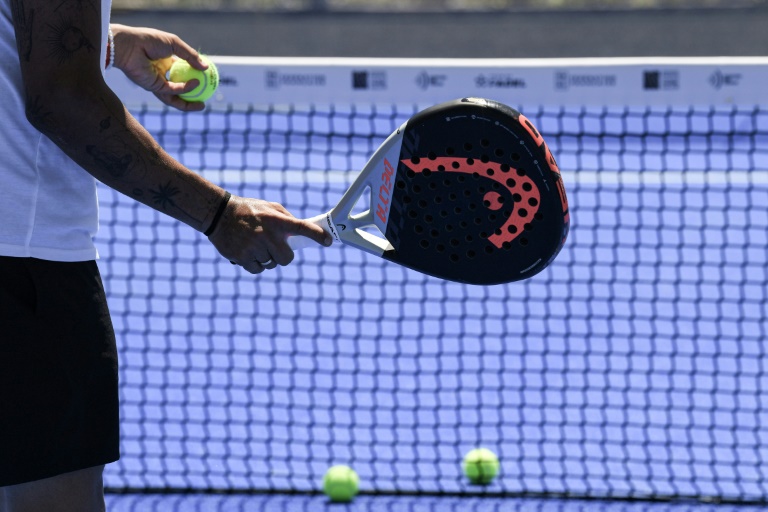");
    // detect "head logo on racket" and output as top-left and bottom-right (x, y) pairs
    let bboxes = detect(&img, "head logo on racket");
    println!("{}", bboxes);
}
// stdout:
(400, 156), (541, 249)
